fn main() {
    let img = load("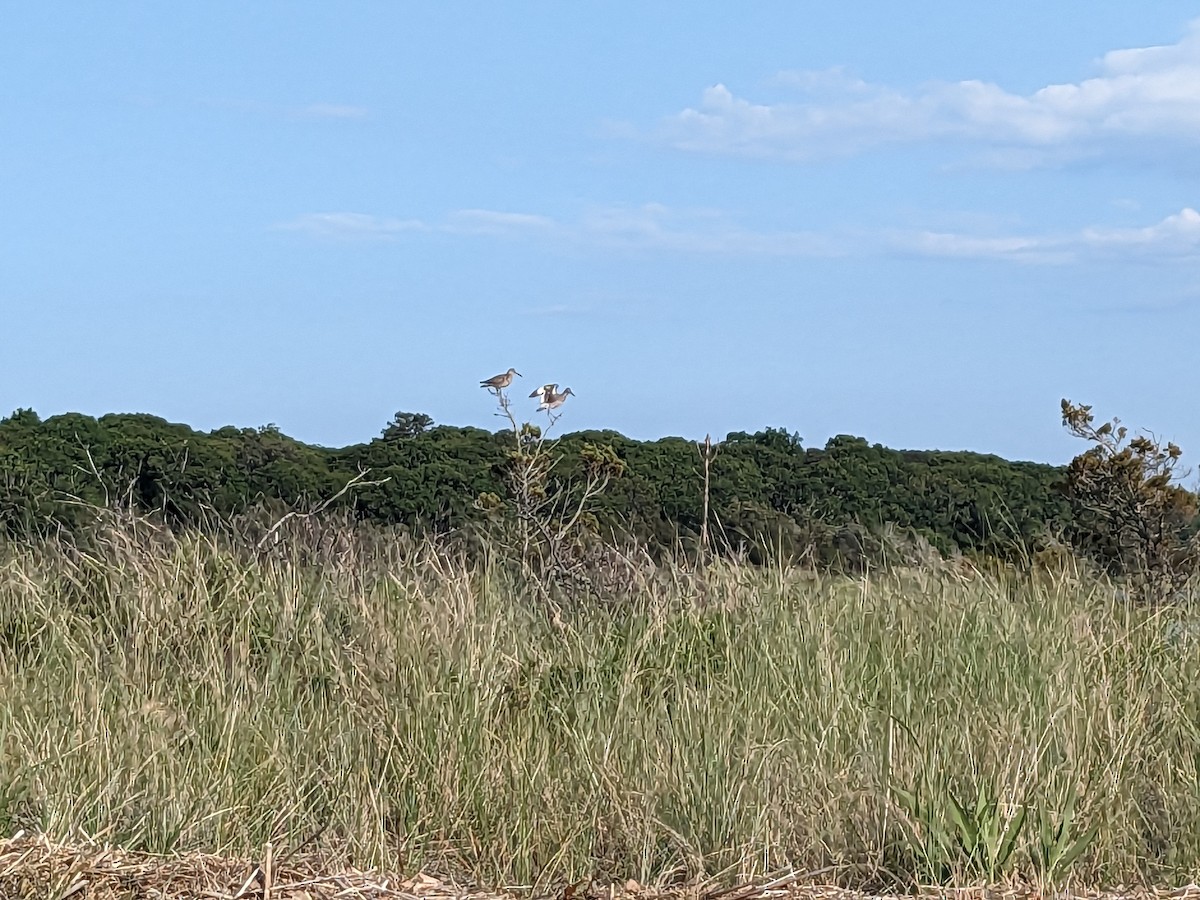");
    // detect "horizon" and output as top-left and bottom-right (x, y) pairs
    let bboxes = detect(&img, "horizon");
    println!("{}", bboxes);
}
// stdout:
(5, 3), (1200, 469)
